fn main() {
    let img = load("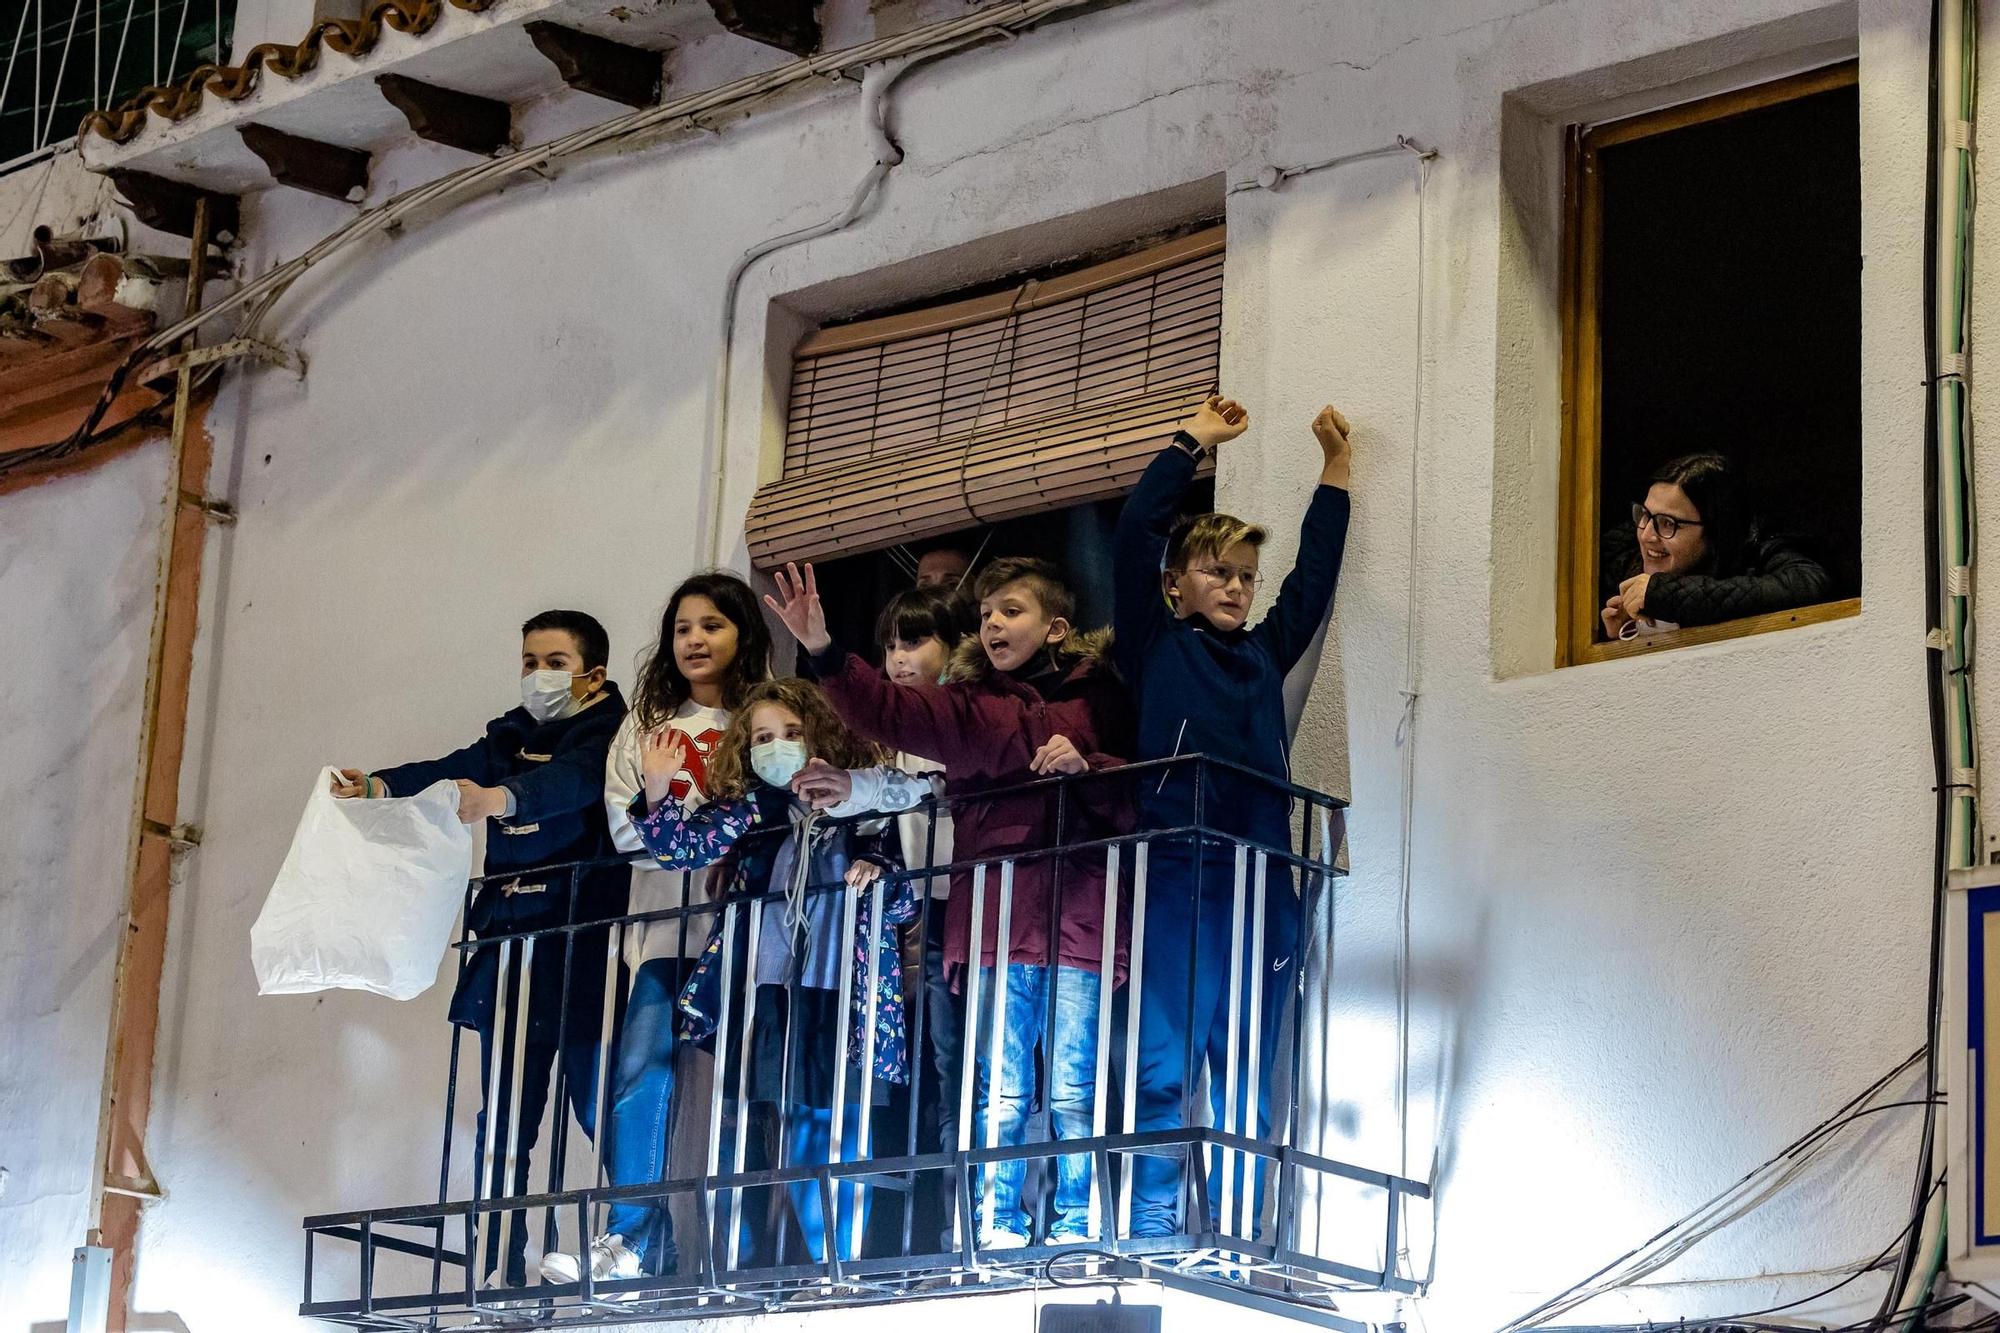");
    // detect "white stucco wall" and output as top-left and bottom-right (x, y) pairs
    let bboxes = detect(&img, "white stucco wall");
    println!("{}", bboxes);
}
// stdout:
(0, 0), (1961, 1329)
(0, 445), (168, 1329)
